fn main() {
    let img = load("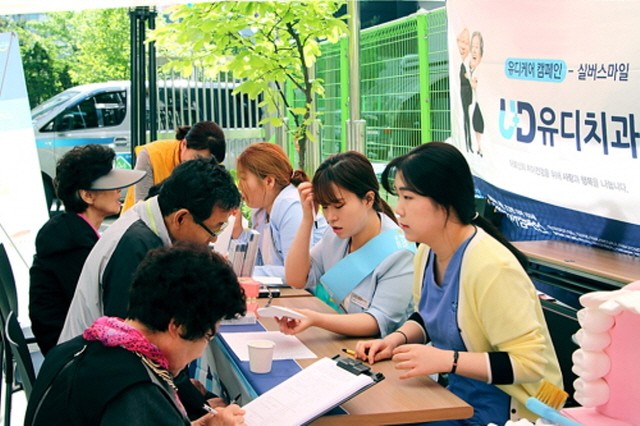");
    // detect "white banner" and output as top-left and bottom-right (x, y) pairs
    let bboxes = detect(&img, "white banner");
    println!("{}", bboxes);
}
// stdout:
(447, 0), (639, 227)
(0, 32), (49, 321)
